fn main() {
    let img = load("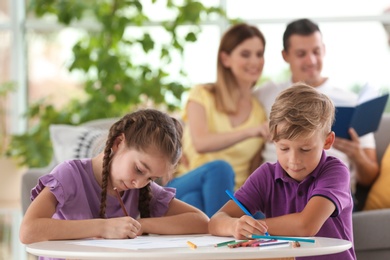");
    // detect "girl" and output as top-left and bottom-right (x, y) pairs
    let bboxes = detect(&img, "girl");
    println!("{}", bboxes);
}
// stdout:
(20, 109), (209, 247)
